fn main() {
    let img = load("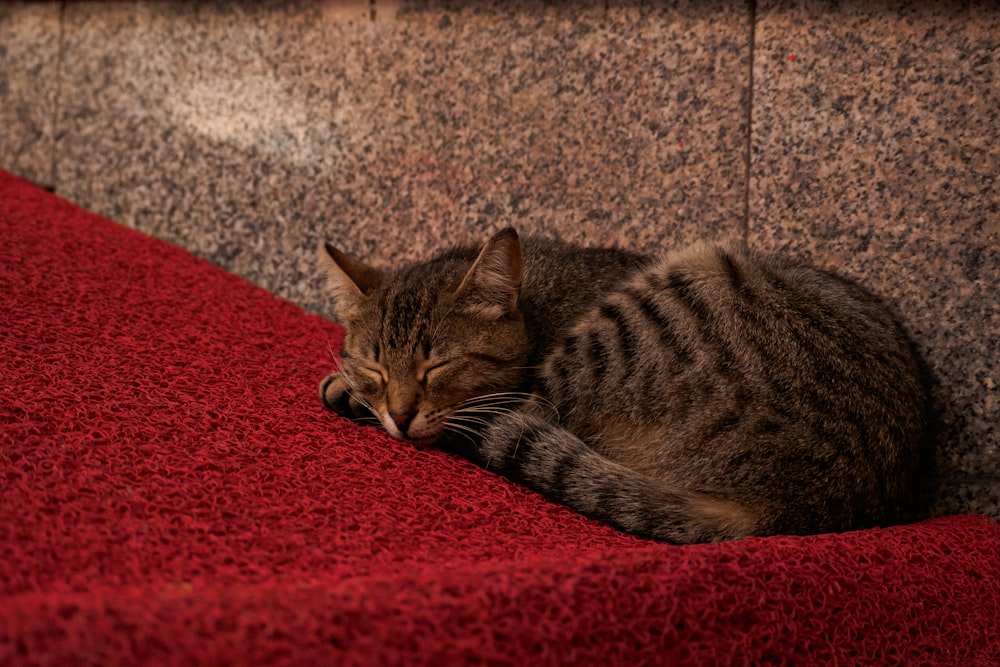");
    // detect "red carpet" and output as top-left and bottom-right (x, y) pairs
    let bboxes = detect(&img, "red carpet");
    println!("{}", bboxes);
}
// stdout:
(1, 168), (999, 665)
